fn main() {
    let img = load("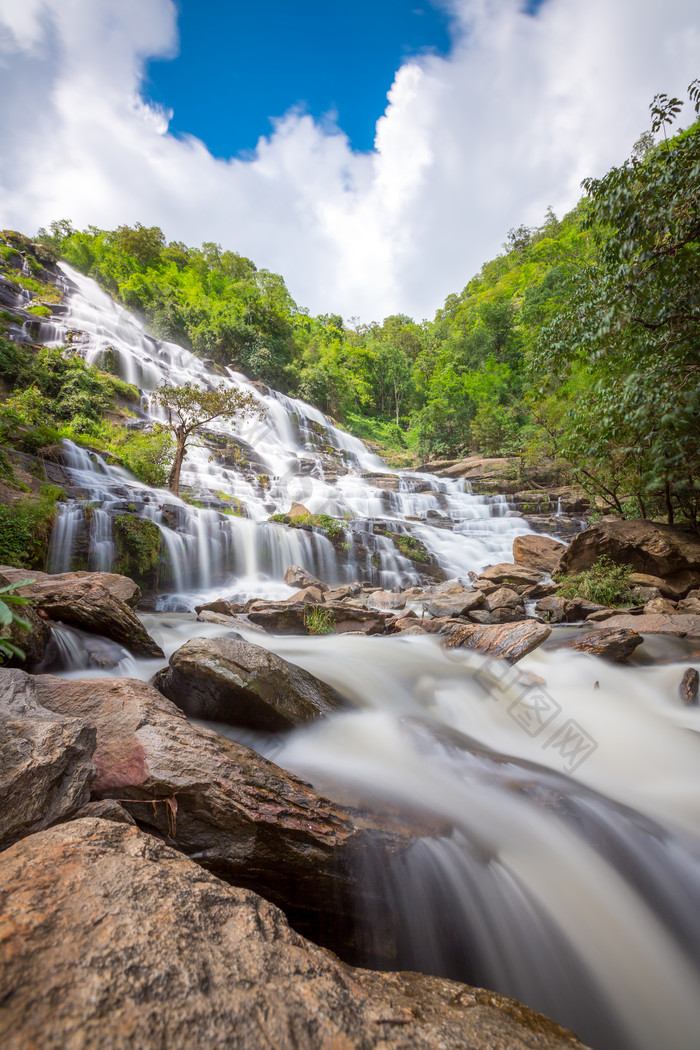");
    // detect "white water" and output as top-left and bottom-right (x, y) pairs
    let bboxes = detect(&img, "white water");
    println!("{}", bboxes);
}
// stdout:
(36, 265), (700, 1050)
